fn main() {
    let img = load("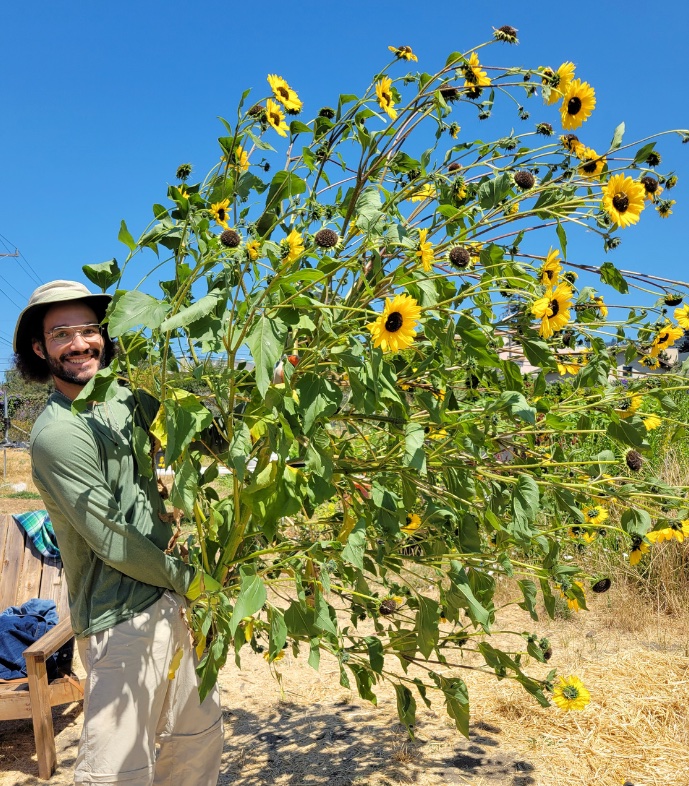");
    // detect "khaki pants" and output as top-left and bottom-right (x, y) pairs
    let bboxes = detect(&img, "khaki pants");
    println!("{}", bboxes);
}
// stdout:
(75, 592), (223, 785)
